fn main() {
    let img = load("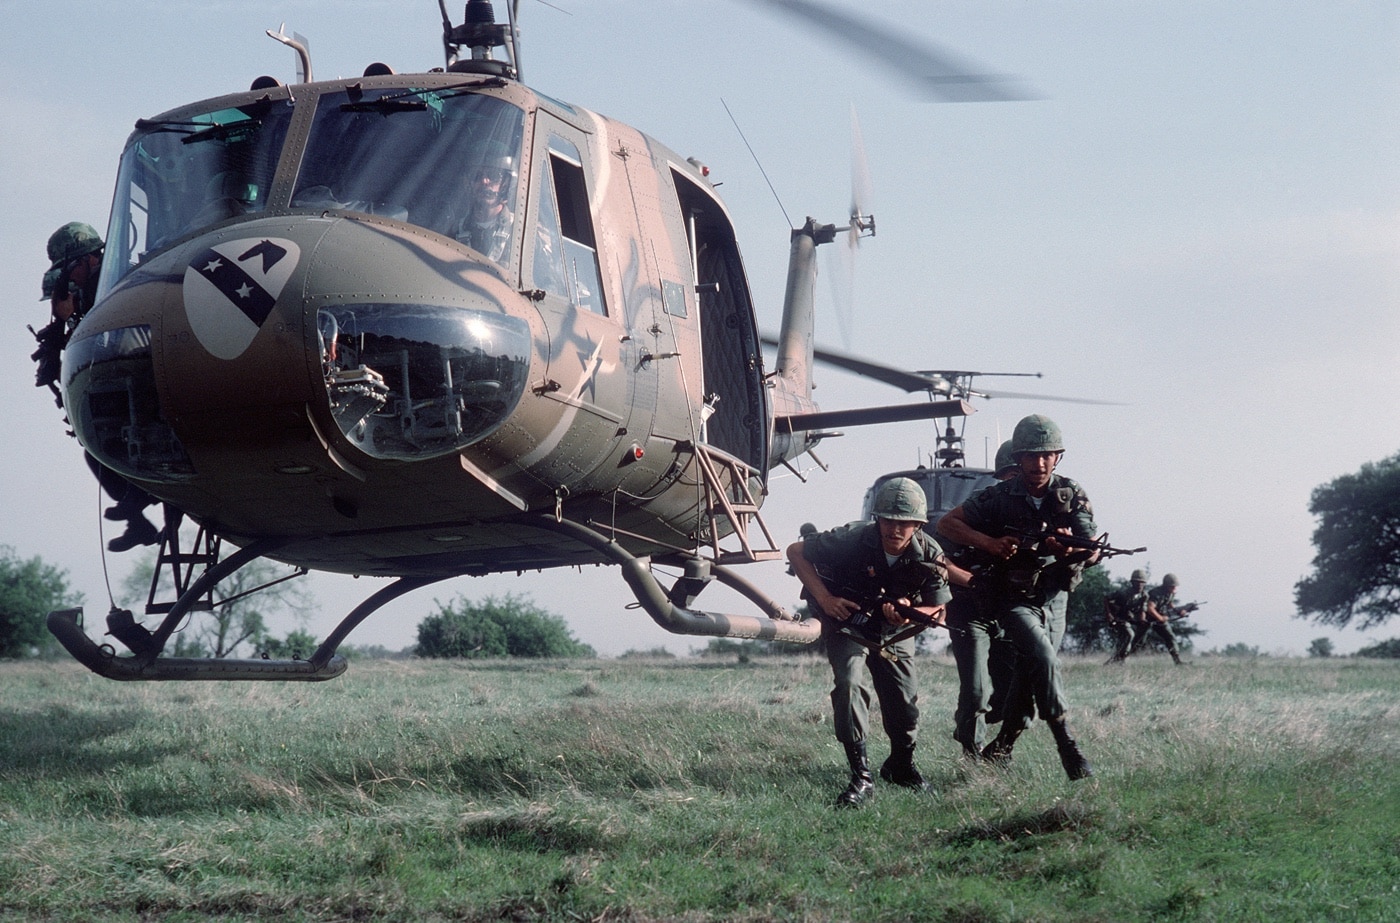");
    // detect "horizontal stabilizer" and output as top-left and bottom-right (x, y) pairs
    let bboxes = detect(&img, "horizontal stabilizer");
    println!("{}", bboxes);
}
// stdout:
(776, 399), (971, 432)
